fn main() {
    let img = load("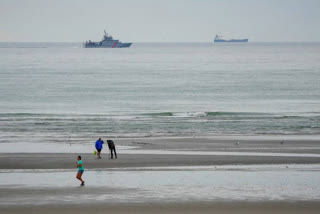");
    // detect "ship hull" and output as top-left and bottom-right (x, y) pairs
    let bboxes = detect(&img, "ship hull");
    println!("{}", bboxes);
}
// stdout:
(214, 39), (248, 43)
(84, 42), (132, 48)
